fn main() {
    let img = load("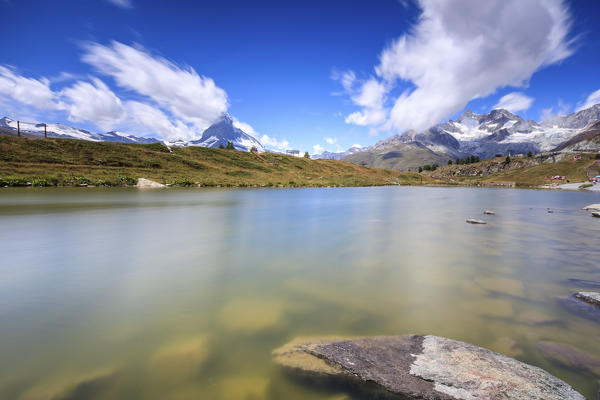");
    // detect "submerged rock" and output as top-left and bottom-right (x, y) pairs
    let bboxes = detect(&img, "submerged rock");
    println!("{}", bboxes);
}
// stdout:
(466, 218), (486, 224)
(568, 278), (600, 289)
(537, 341), (600, 377)
(558, 295), (600, 322)
(136, 178), (165, 188)
(273, 335), (584, 399)
(574, 291), (600, 308)
(582, 203), (600, 211)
